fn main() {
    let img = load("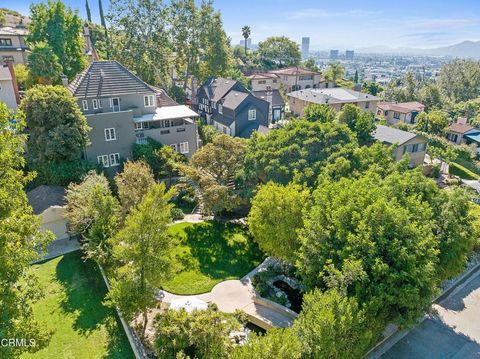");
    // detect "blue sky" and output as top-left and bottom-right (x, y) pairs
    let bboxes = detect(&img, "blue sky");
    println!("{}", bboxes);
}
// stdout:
(3, 0), (480, 49)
